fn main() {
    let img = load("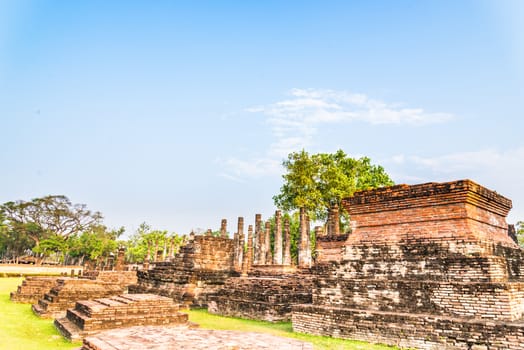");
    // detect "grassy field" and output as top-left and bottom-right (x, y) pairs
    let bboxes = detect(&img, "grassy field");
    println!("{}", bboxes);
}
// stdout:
(188, 308), (397, 350)
(0, 278), (80, 350)
(0, 277), (397, 350)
